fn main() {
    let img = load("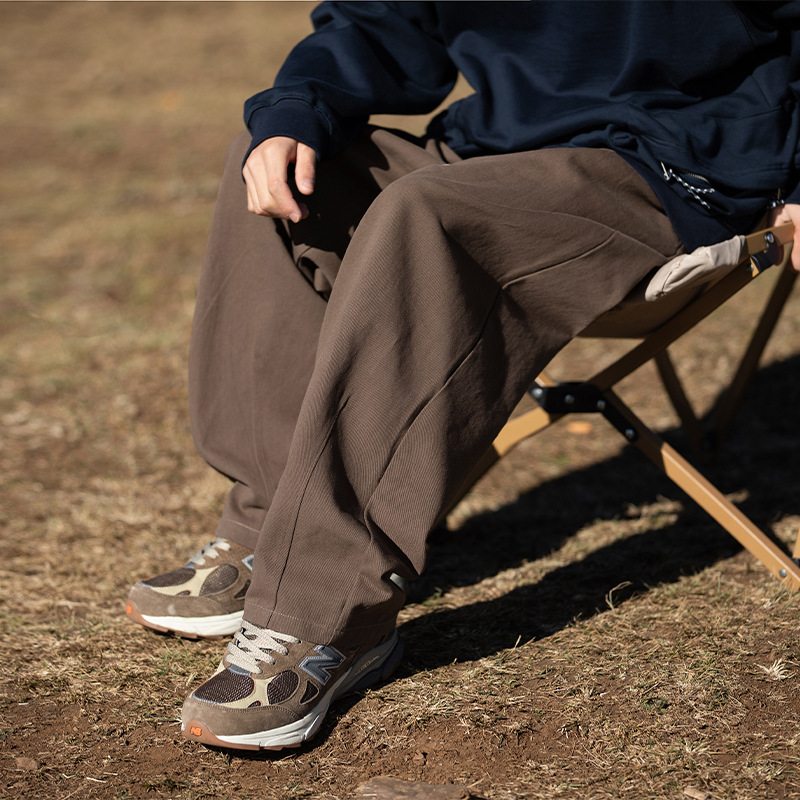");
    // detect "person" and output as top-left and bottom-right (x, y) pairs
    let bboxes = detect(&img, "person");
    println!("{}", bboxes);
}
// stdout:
(125, 1), (800, 751)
